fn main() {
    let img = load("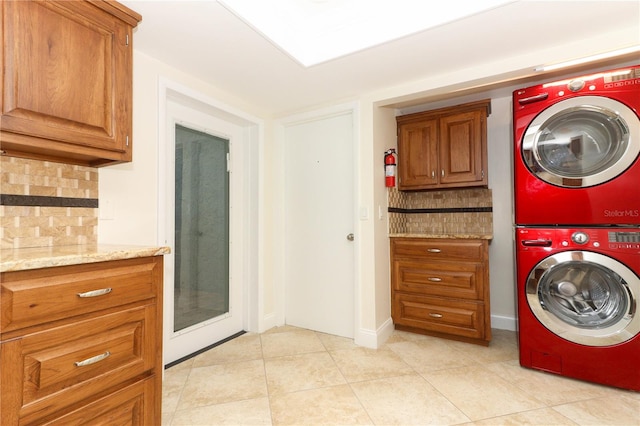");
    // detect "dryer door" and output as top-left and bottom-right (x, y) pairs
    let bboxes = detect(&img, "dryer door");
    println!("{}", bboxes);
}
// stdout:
(526, 251), (640, 346)
(522, 96), (640, 188)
